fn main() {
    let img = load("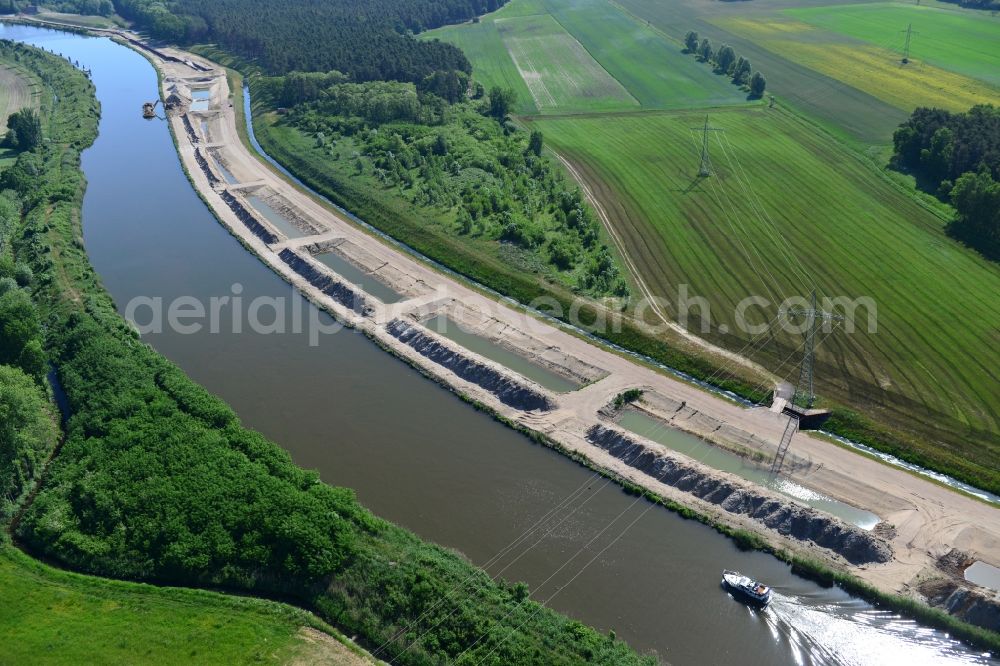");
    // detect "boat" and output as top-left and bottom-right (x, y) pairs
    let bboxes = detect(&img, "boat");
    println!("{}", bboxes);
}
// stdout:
(722, 569), (772, 607)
